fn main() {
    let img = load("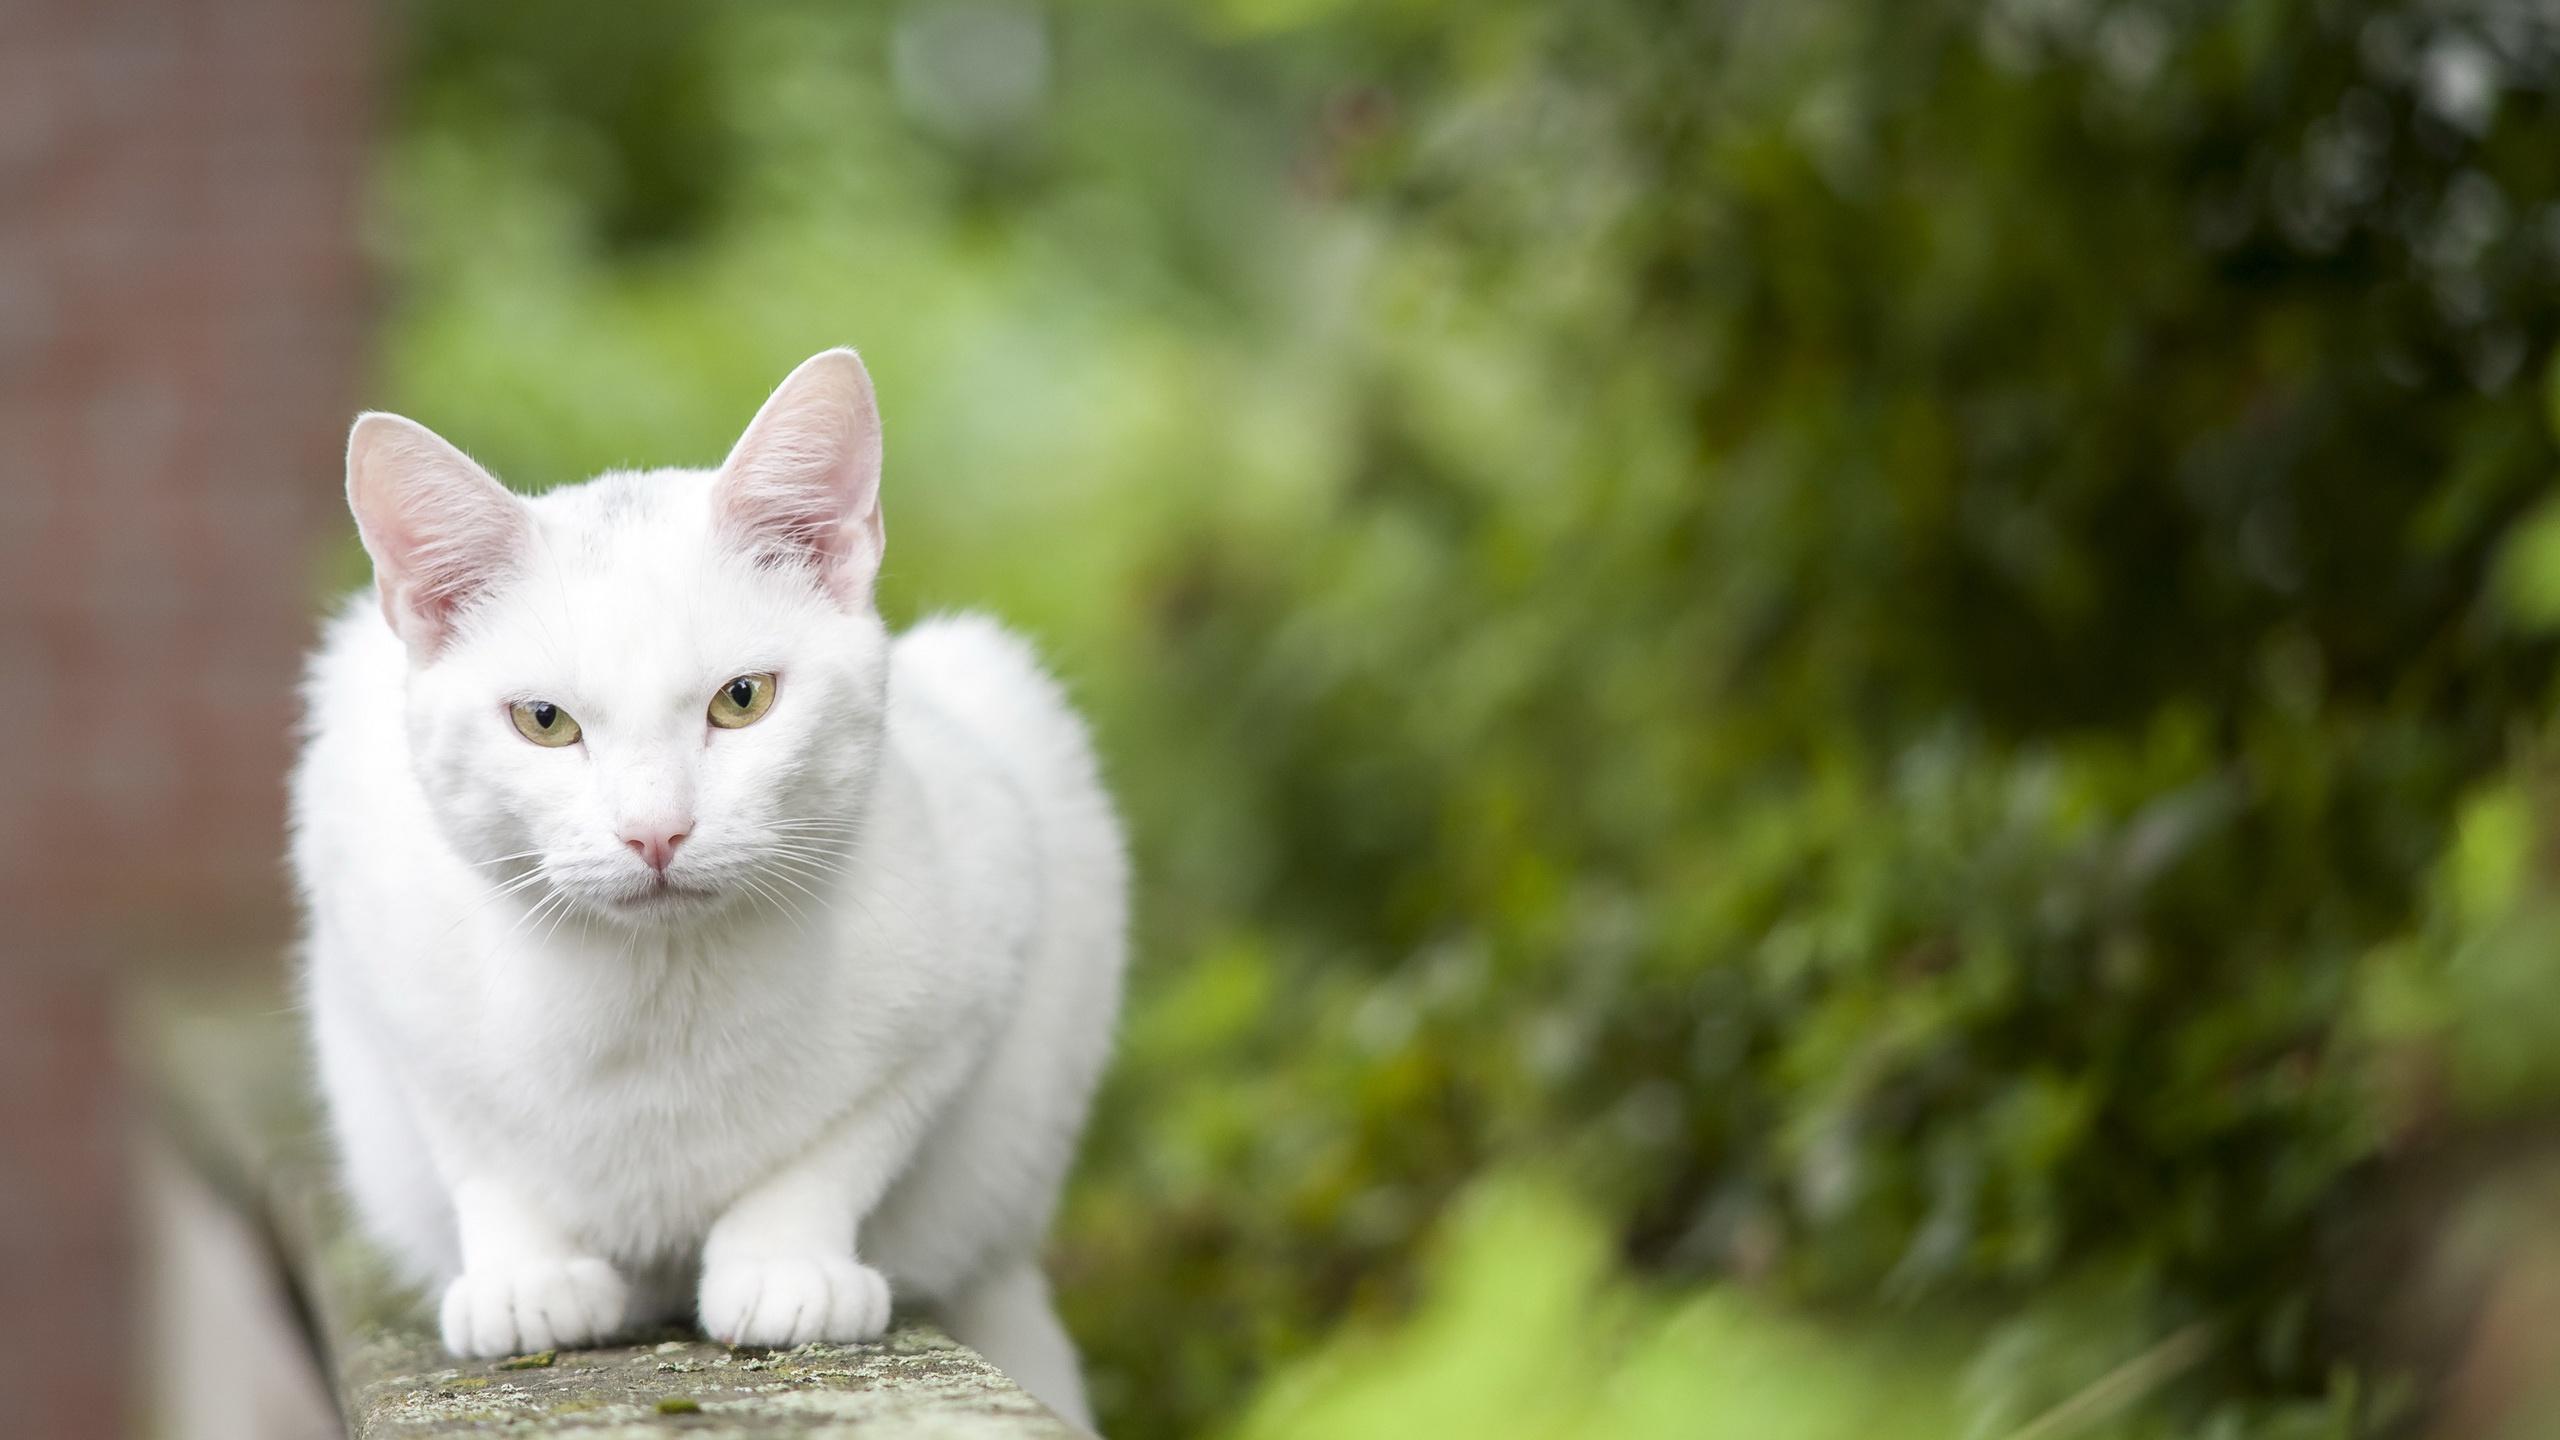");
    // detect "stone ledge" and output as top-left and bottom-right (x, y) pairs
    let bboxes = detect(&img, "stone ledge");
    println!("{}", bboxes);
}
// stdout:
(338, 1324), (1065, 1437)
(142, 998), (1080, 1438)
